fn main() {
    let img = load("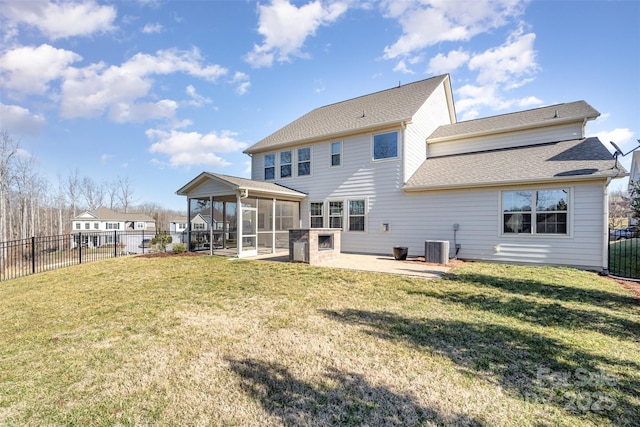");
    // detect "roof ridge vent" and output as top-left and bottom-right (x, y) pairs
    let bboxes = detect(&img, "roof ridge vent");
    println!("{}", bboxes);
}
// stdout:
(554, 109), (559, 118)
